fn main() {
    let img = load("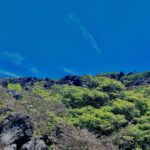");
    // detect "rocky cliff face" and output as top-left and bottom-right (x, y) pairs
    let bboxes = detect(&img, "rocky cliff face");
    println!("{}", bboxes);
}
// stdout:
(0, 113), (48, 150)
